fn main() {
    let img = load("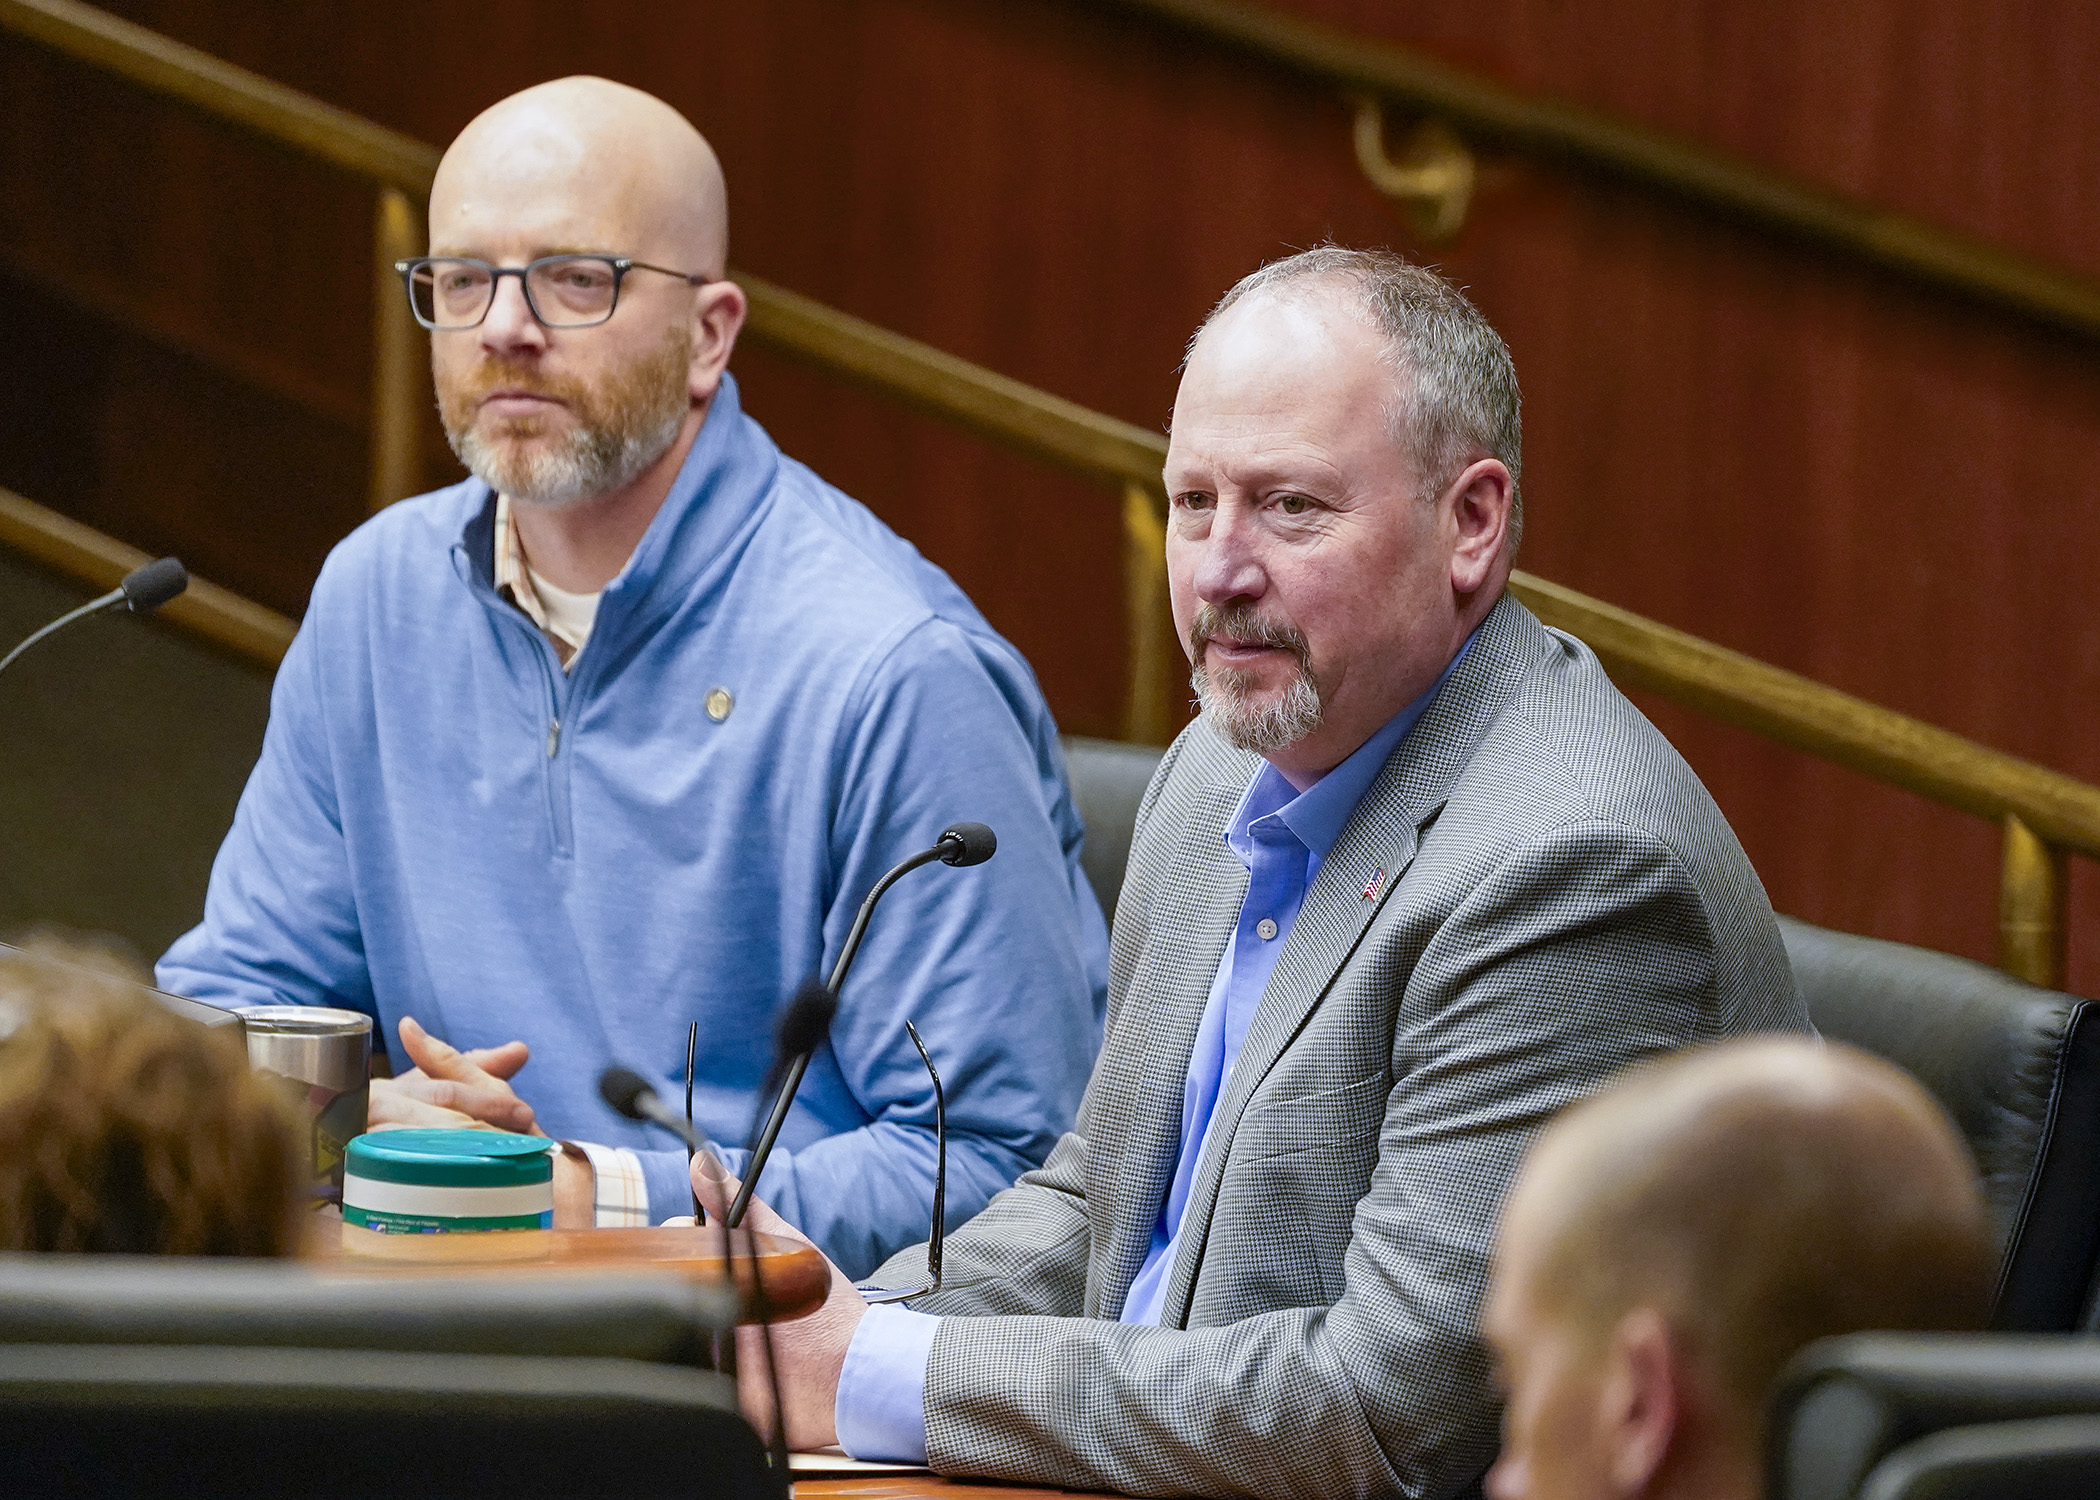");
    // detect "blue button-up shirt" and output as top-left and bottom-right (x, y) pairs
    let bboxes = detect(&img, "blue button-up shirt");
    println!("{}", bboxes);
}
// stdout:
(837, 639), (1472, 1460)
